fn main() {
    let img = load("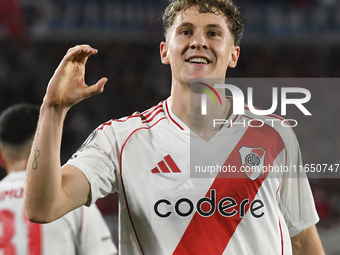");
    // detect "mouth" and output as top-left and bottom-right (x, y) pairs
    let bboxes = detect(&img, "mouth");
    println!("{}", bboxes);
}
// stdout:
(185, 57), (211, 65)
